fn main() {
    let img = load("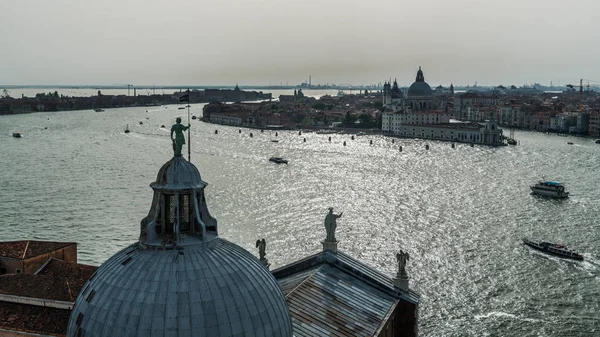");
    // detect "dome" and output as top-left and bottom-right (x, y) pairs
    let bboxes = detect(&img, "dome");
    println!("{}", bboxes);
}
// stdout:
(407, 81), (432, 97)
(407, 66), (433, 97)
(67, 150), (293, 337)
(67, 238), (293, 337)
(152, 155), (206, 191)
